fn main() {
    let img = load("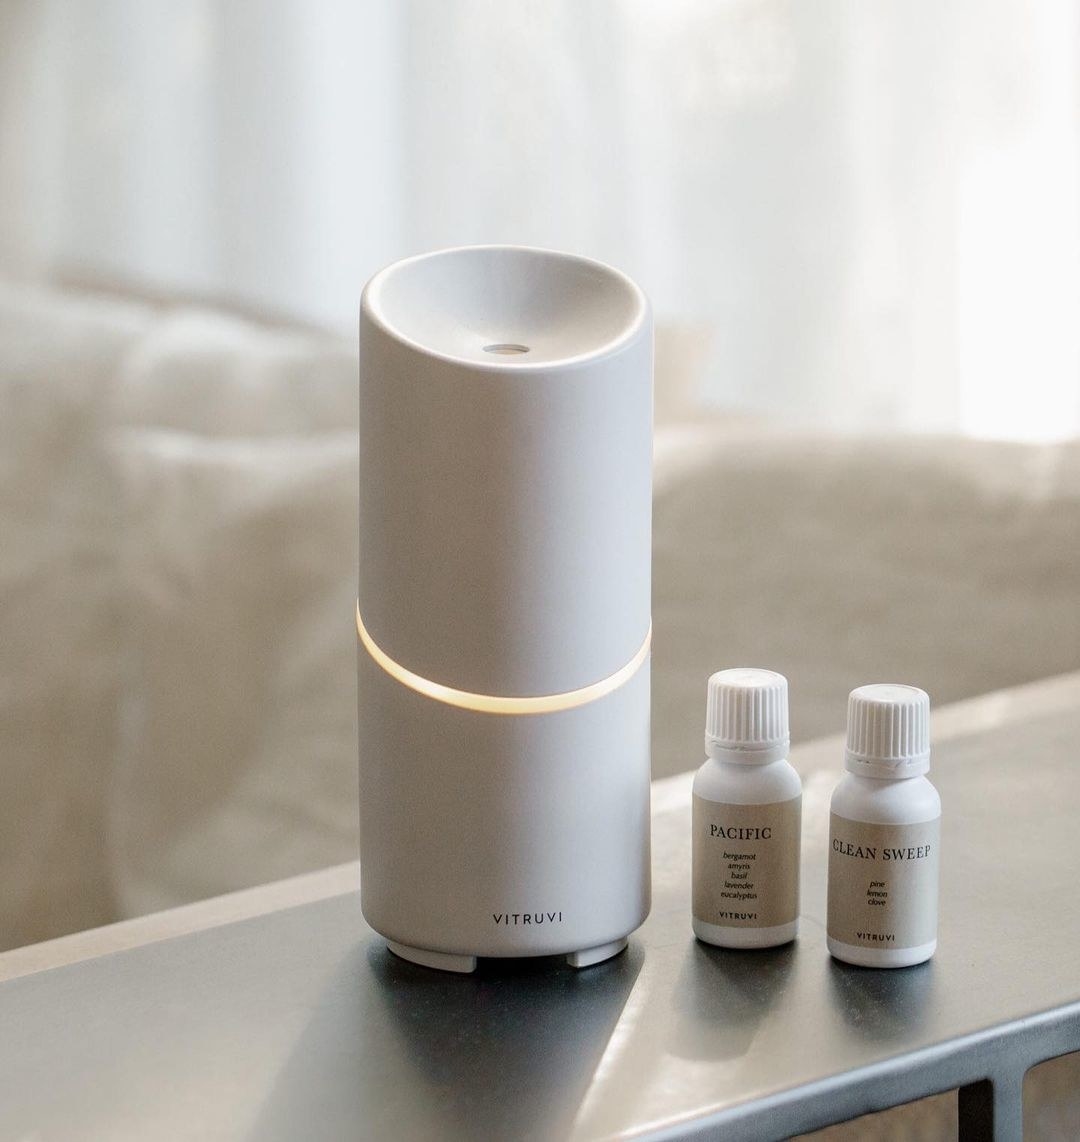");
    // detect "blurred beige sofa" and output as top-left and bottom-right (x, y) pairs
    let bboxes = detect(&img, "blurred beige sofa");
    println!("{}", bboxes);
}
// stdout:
(1, 277), (1078, 954)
